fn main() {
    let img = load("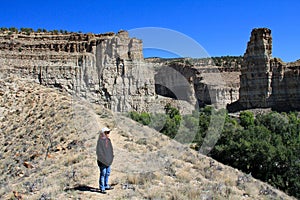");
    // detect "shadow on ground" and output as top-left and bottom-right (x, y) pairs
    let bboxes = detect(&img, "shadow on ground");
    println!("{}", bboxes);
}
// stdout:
(64, 184), (102, 193)
(65, 183), (118, 194)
